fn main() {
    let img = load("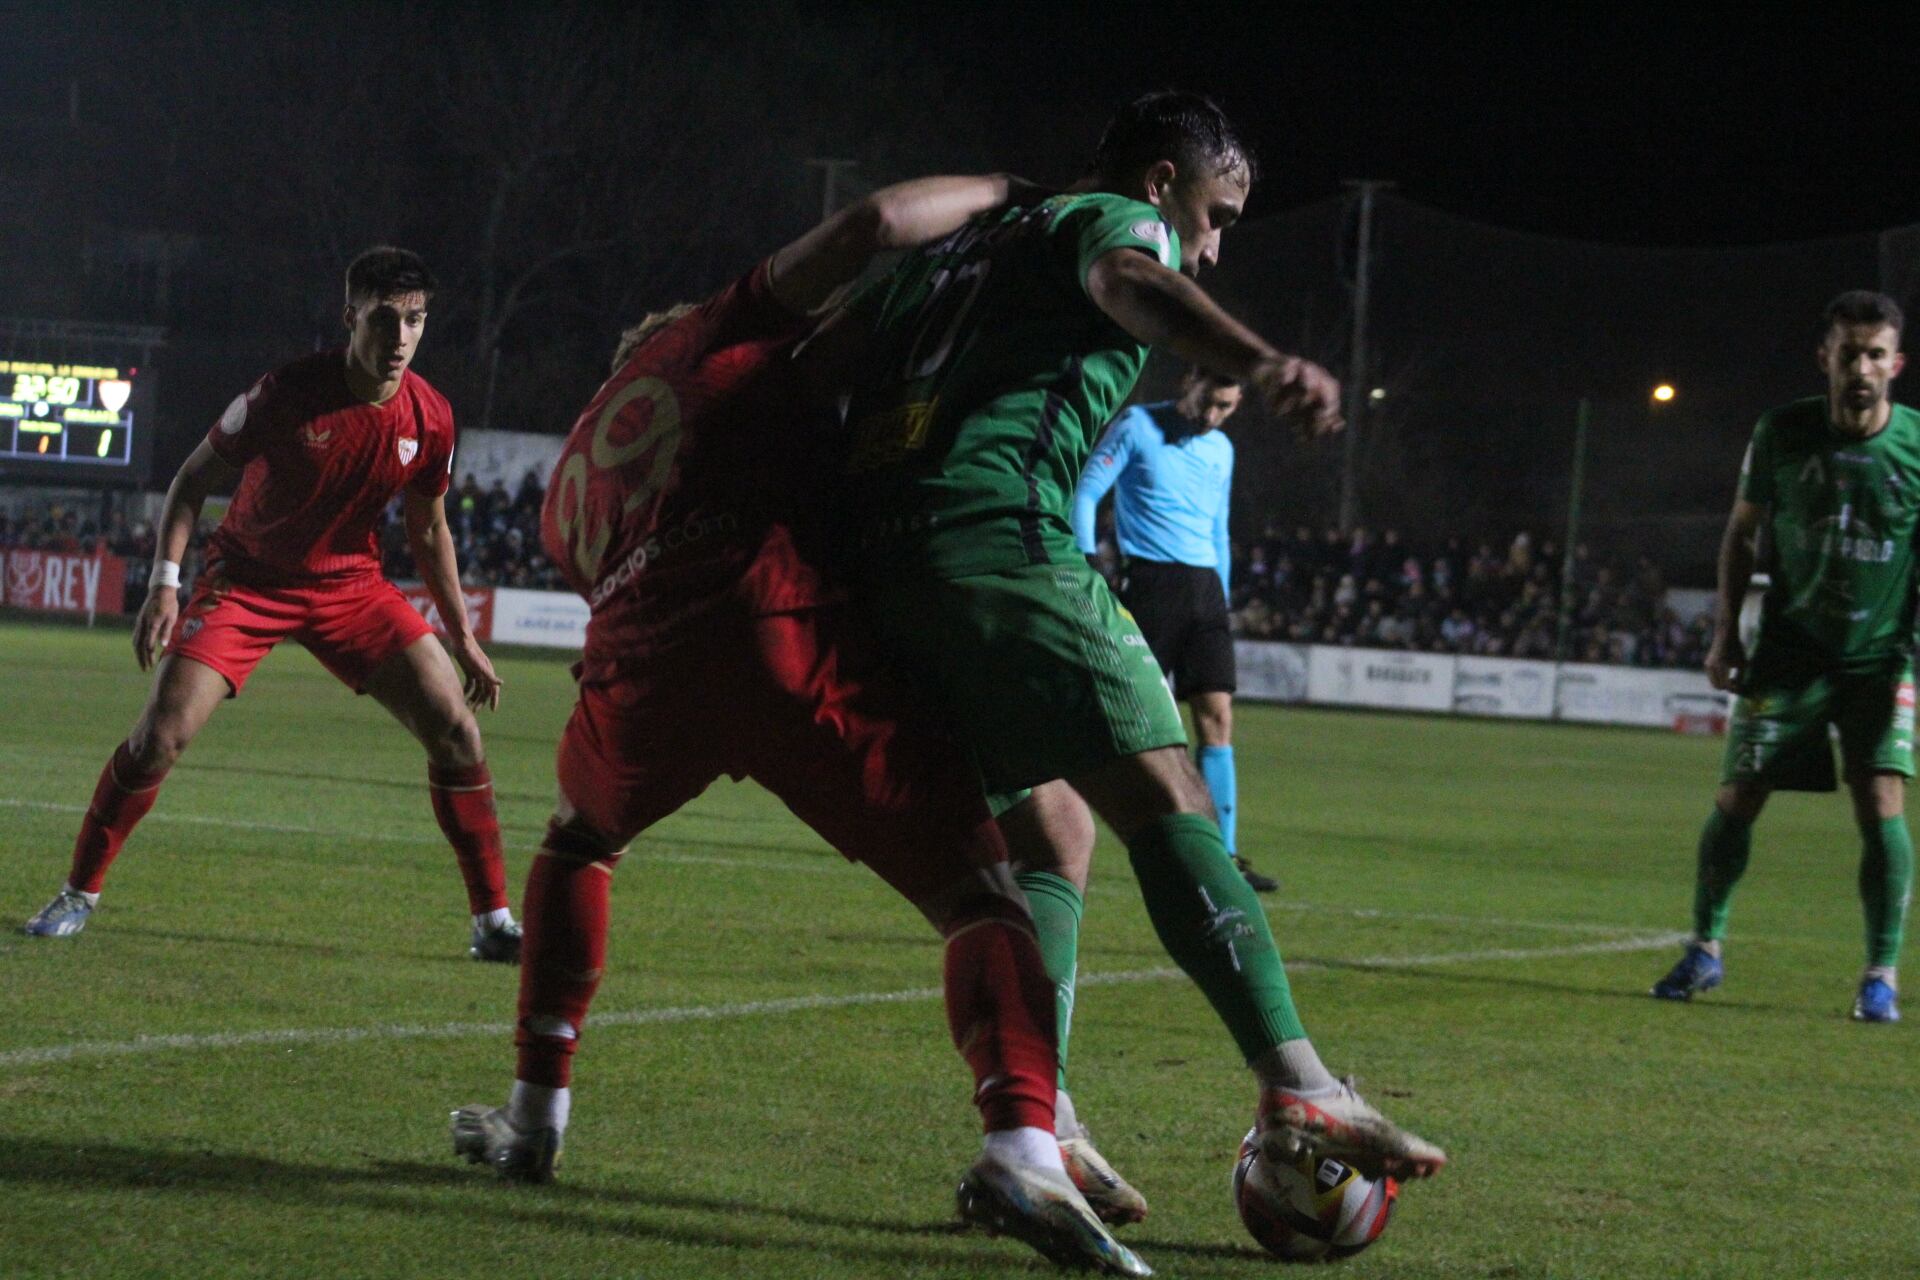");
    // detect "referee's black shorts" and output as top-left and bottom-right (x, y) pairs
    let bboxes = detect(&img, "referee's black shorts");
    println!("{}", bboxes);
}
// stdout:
(1118, 558), (1237, 700)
